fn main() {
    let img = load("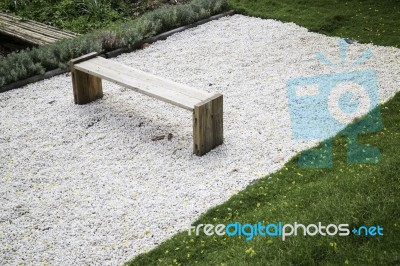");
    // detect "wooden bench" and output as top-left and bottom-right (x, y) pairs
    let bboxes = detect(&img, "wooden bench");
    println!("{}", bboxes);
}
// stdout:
(69, 52), (223, 156)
